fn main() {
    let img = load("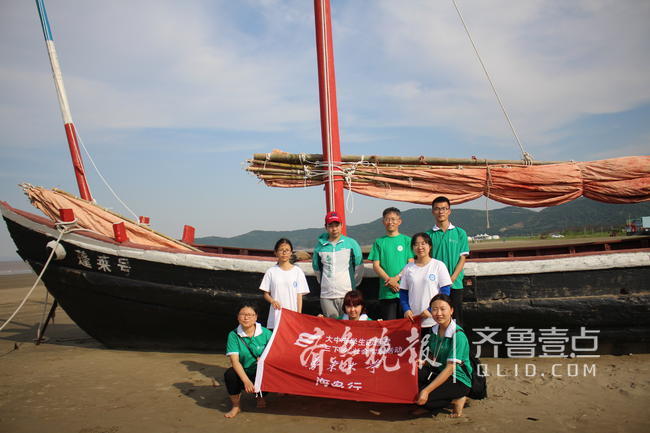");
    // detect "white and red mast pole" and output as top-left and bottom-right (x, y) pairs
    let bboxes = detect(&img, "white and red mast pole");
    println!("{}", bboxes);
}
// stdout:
(314, 0), (346, 234)
(35, 0), (93, 202)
